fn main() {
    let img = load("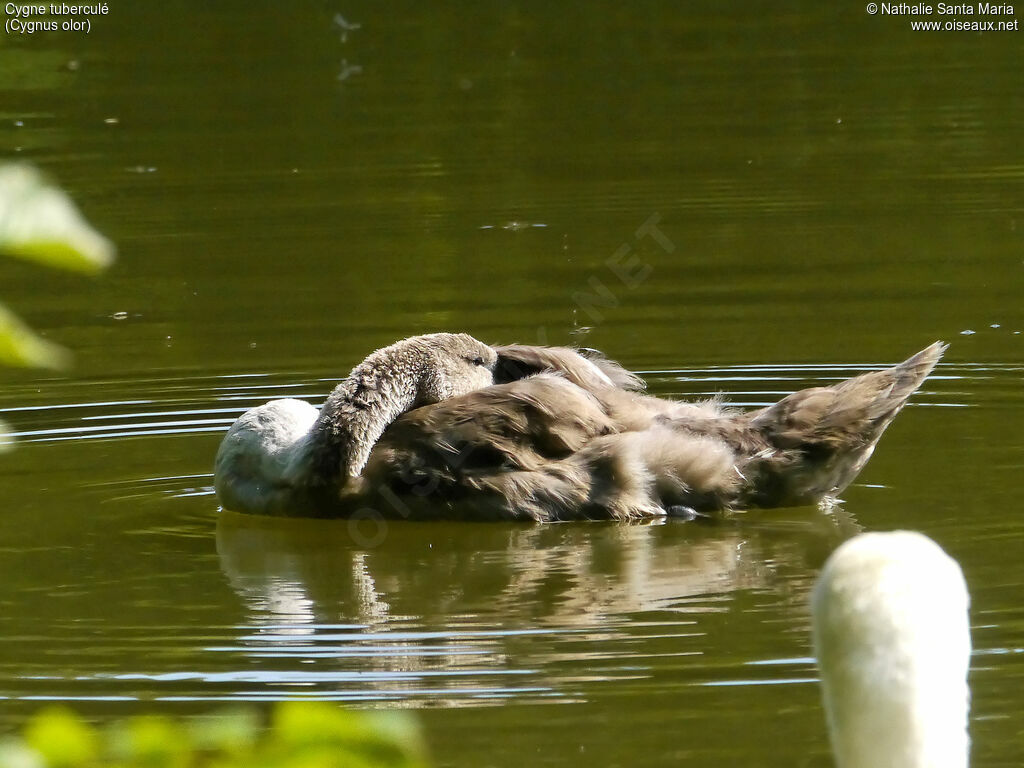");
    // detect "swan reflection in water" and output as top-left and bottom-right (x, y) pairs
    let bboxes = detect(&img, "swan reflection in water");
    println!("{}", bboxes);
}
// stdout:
(215, 509), (858, 702)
